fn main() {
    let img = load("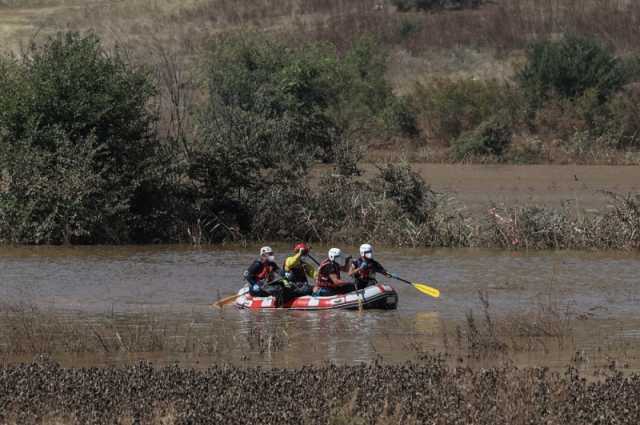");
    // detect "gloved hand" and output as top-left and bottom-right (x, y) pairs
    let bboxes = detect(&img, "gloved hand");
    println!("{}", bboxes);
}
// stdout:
(251, 284), (261, 294)
(360, 261), (369, 271)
